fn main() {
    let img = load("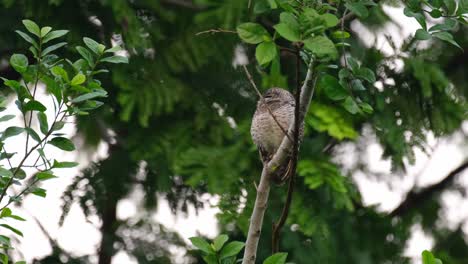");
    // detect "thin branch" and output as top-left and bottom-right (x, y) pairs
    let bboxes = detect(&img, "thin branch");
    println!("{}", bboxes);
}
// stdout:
(195, 28), (236, 36)
(271, 46), (301, 253)
(338, 10), (355, 25)
(242, 65), (293, 142)
(0, 105), (65, 204)
(390, 160), (468, 217)
(24, 38), (43, 156)
(242, 58), (317, 264)
(1, 146), (14, 169)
